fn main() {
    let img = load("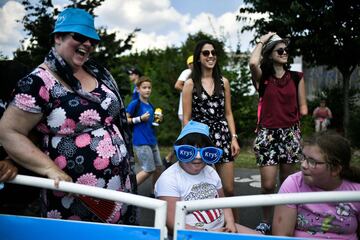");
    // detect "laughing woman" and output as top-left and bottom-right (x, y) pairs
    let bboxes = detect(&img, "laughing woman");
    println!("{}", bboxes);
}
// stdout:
(0, 8), (137, 224)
